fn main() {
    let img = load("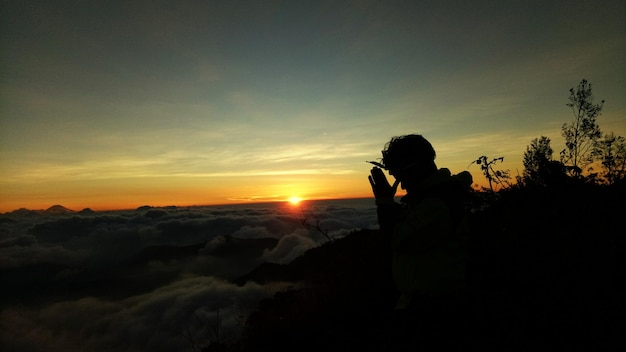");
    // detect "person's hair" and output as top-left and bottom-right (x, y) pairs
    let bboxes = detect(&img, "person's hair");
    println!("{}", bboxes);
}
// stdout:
(381, 134), (436, 172)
